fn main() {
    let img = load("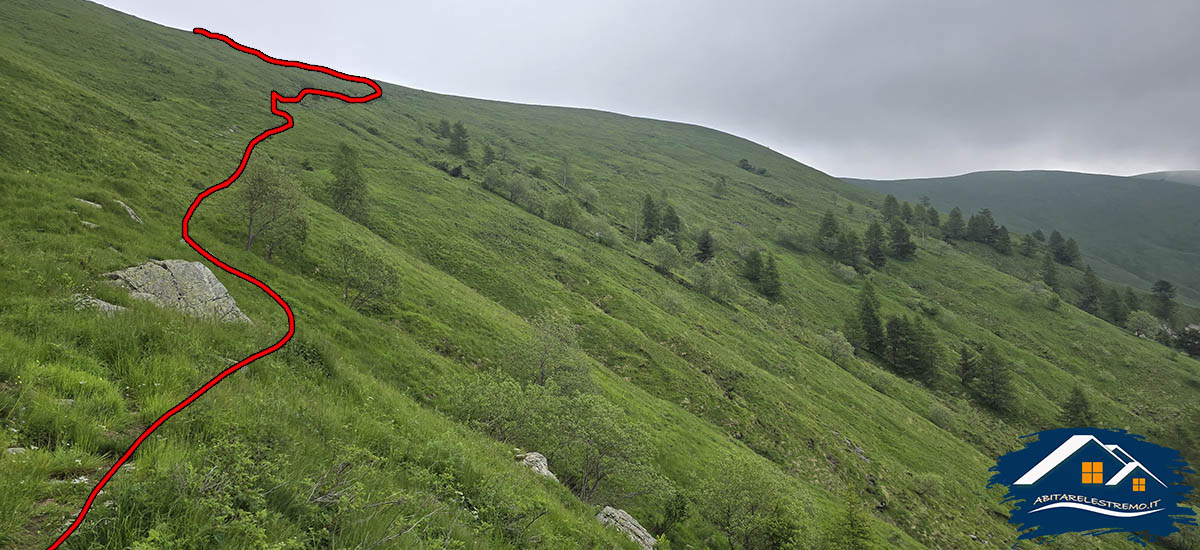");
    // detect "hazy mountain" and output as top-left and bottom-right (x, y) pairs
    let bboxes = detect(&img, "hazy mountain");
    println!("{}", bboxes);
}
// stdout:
(1136, 170), (1200, 187)
(846, 170), (1200, 305)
